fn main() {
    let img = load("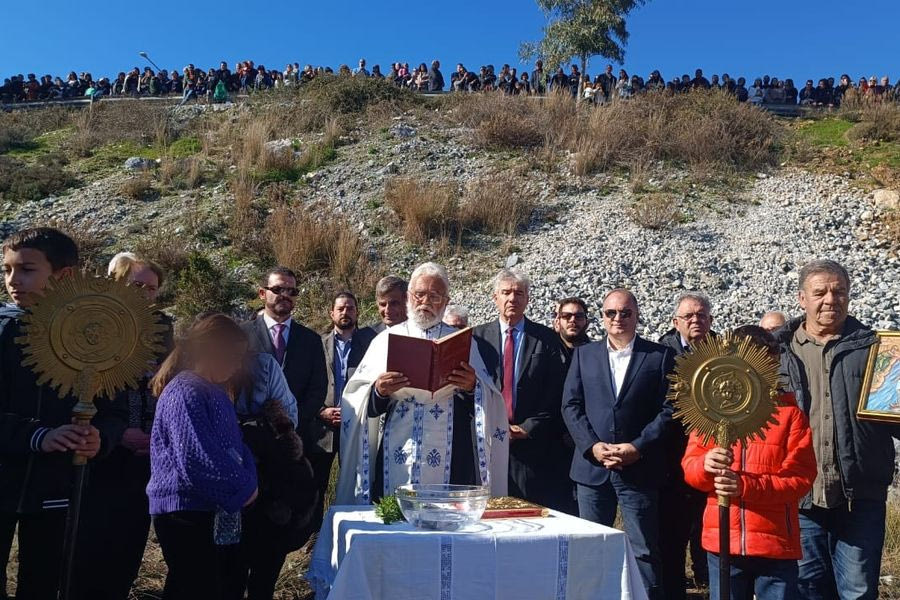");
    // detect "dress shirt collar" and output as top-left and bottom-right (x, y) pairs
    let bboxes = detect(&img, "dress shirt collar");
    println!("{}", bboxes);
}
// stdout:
(500, 318), (526, 338)
(263, 312), (291, 334)
(607, 335), (635, 355)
